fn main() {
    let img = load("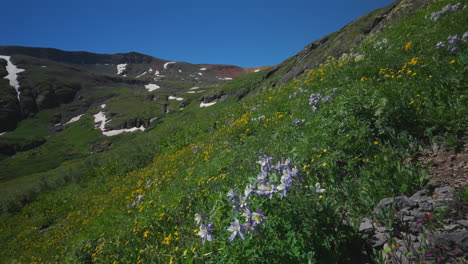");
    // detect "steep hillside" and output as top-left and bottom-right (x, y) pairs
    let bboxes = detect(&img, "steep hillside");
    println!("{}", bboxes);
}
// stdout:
(262, 0), (429, 87)
(0, 0), (466, 263)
